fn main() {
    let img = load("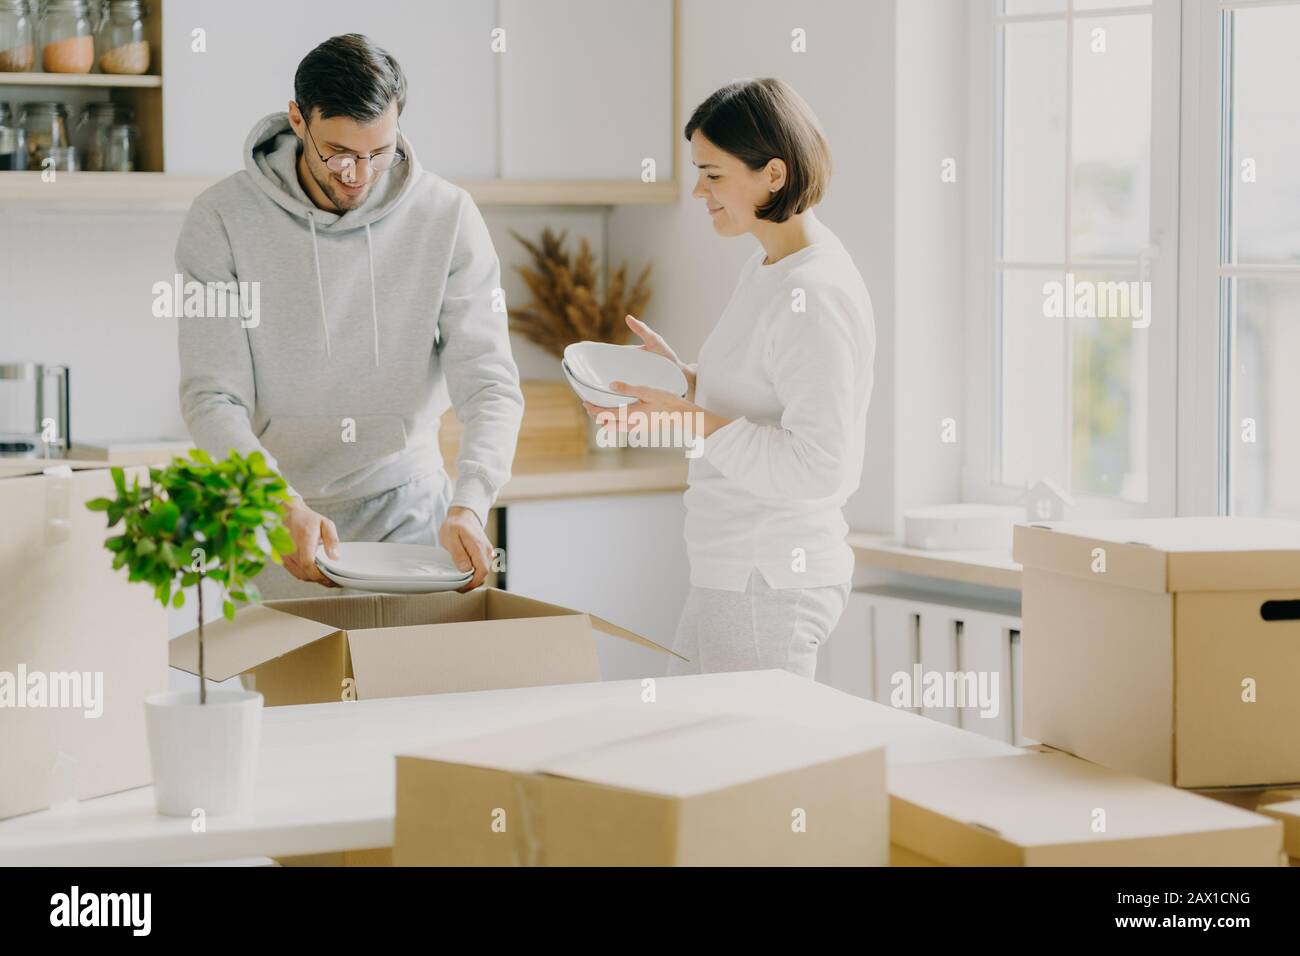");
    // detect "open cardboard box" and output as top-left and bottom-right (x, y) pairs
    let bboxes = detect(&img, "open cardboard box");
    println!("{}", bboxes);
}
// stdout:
(169, 588), (678, 706)
(394, 706), (888, 866)
(1014, 518), (1300, 788)
(0, 460), (168, 820)
(890, 751), (1285, 866)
